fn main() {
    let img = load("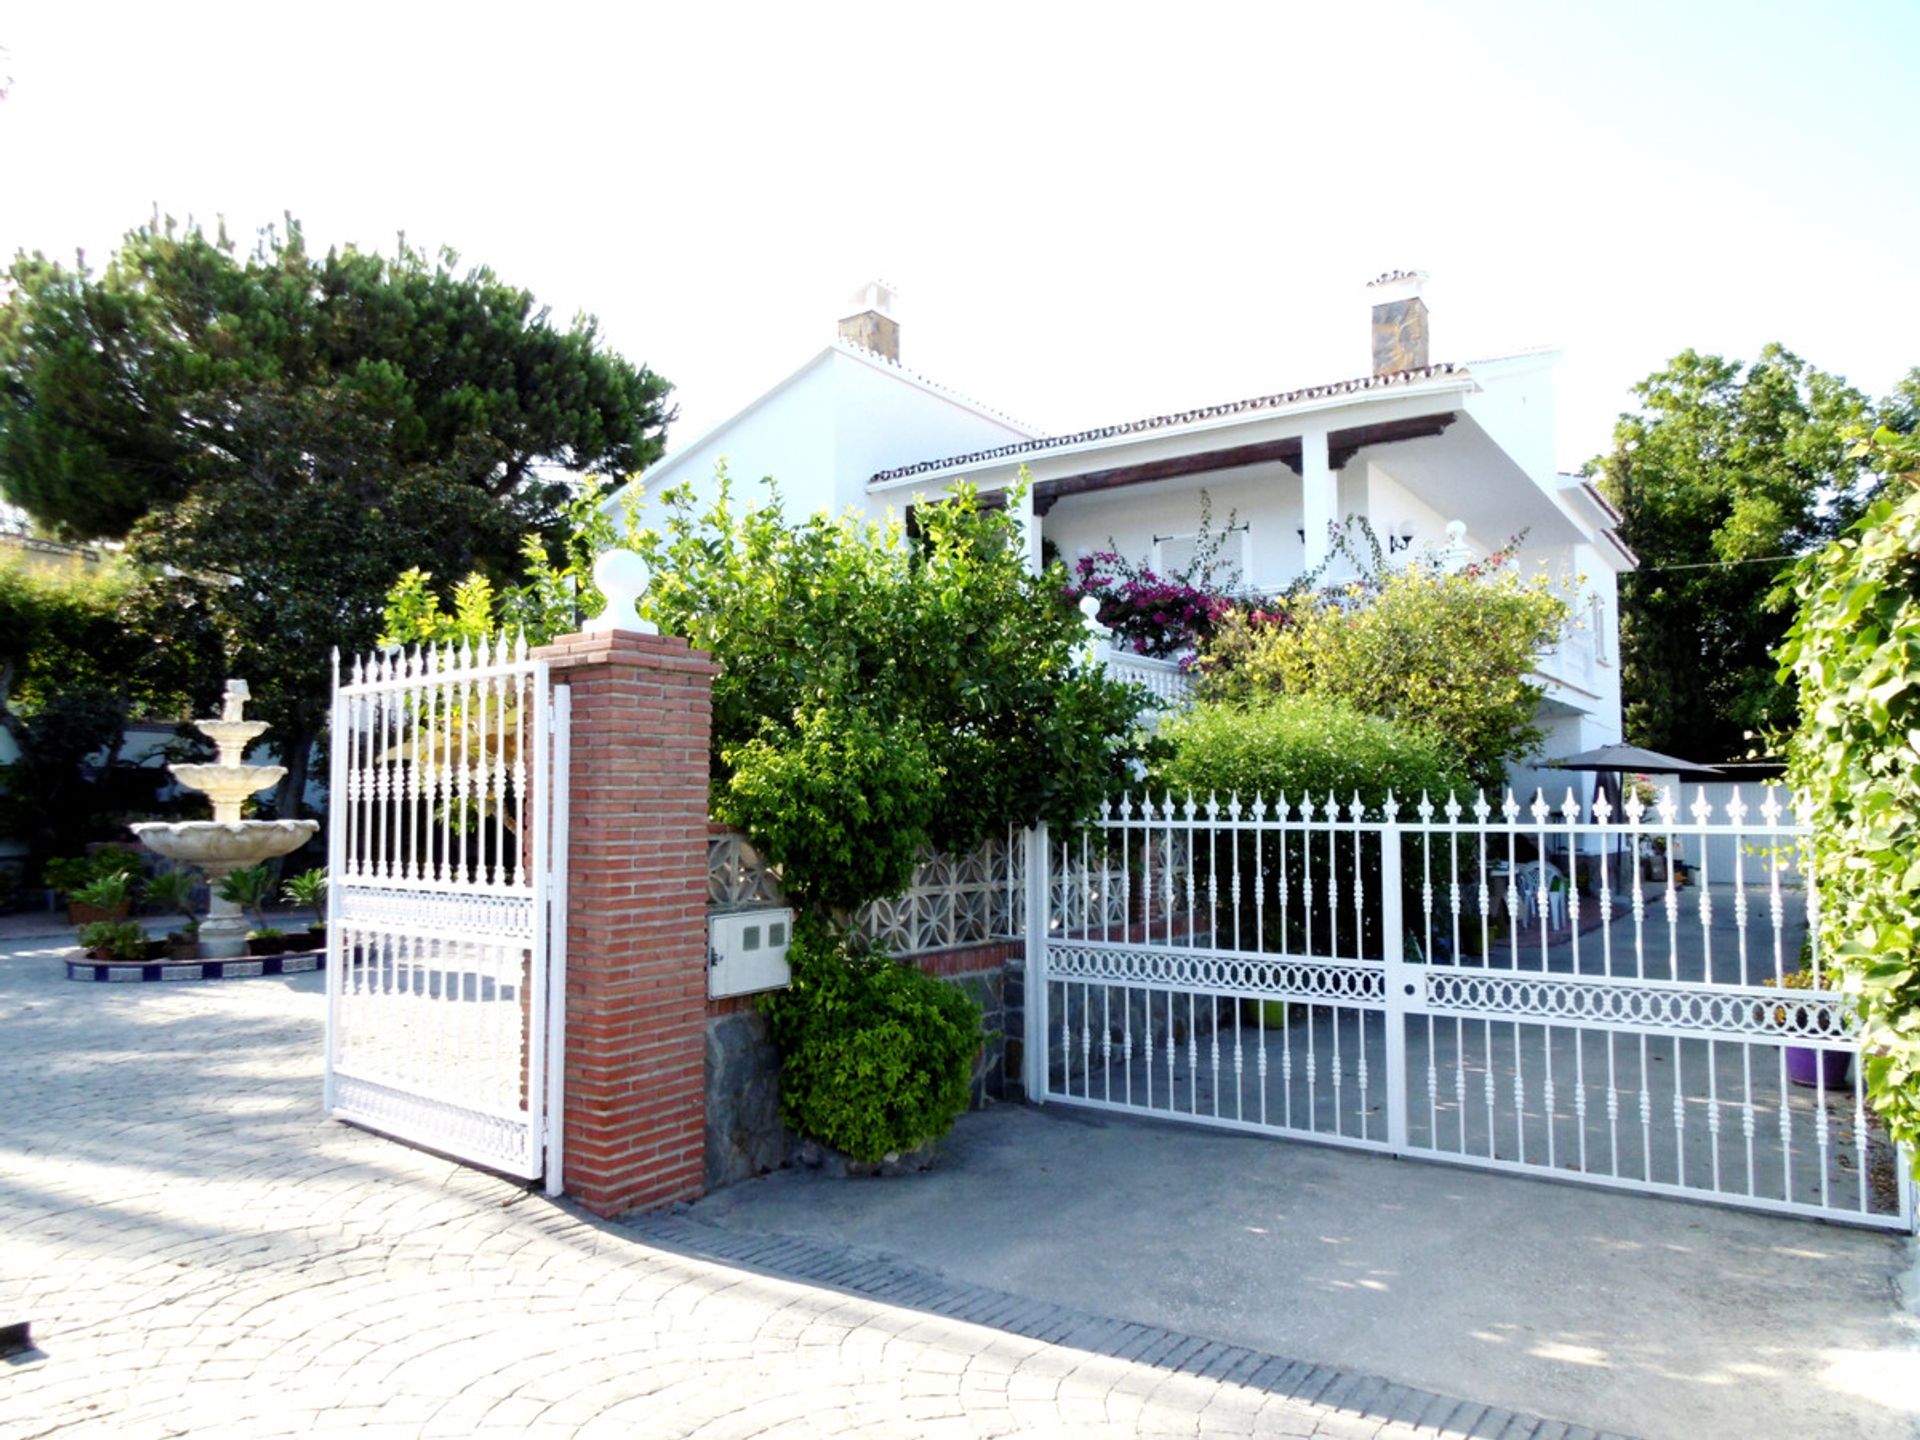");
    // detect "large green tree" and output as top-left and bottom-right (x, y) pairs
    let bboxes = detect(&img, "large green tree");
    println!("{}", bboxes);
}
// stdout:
(124, 384), (539, 815)
(0, 215), (672, 816)
(1590, 347), (1911, 761)
(0, 557), (218, 875)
